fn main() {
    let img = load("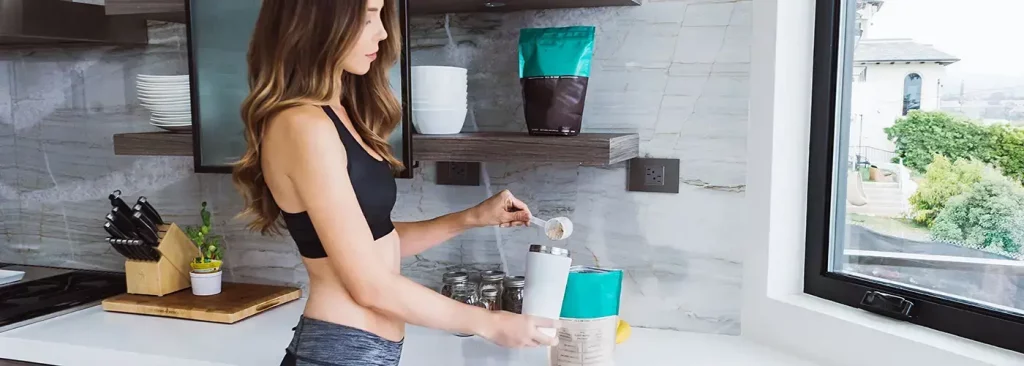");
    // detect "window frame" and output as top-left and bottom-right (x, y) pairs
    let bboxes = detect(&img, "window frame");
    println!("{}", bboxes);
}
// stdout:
(803, 0), (1024, 354)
